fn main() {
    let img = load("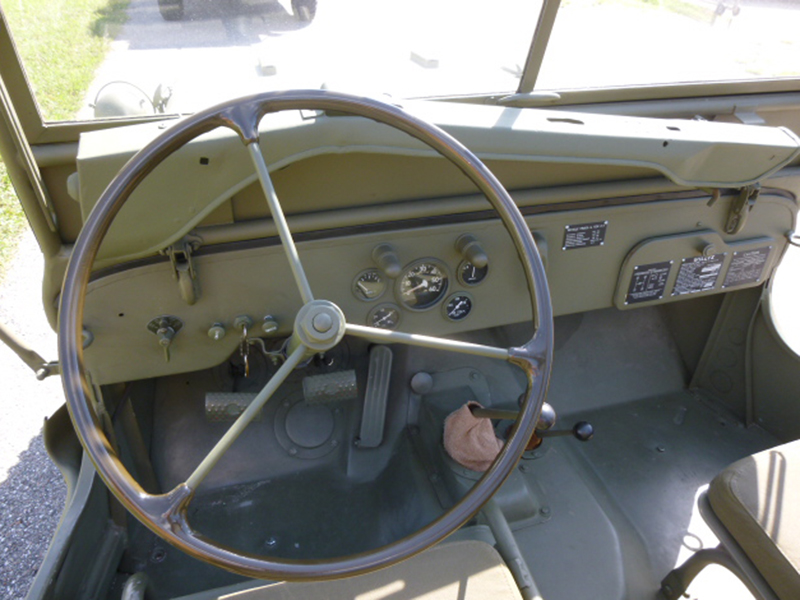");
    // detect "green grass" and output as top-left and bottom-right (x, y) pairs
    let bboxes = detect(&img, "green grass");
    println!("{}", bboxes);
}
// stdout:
(0, 0), (128, 279)
(4, 0), (129, 121)
(0, 161), (28, 280)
